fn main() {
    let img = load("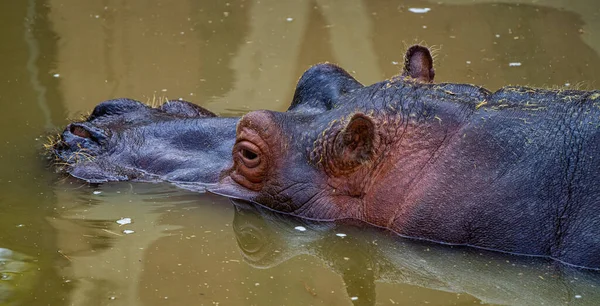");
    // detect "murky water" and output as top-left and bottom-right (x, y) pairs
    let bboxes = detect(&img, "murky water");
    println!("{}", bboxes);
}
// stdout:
(1, 0), (600, 305)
